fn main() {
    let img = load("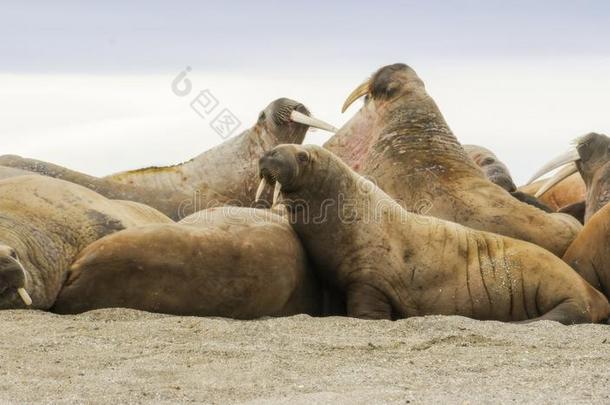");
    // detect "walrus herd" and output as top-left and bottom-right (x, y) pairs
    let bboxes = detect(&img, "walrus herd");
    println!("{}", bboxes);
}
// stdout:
(1, 63), (609, 325)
